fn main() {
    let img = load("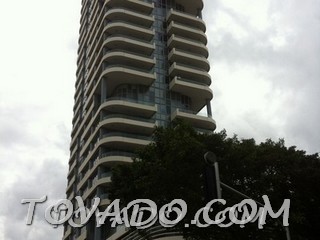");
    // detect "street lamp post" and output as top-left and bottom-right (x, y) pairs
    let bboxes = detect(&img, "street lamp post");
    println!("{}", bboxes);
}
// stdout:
(204, 151), (221, 199)
(204, 151), (291, 240)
